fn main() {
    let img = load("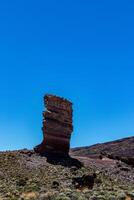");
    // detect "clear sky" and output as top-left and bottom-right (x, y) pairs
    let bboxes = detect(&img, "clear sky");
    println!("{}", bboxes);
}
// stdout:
(0, 0), (134, 151)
